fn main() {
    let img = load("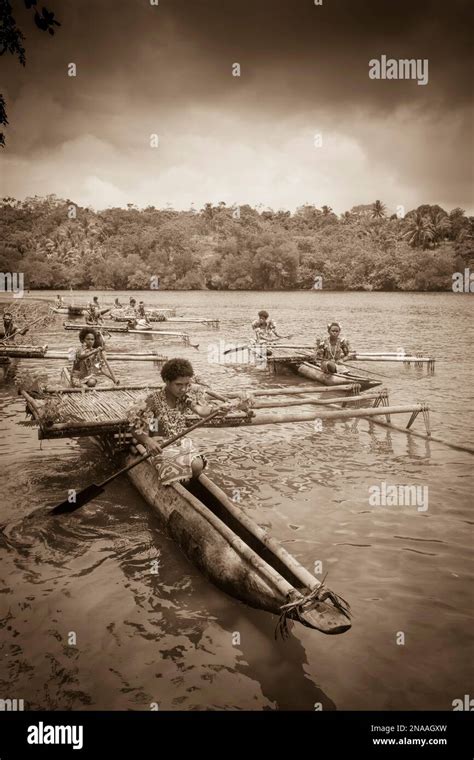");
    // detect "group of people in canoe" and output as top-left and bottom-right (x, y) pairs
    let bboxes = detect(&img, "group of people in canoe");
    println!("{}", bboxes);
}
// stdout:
(251, 309), (352, 374)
